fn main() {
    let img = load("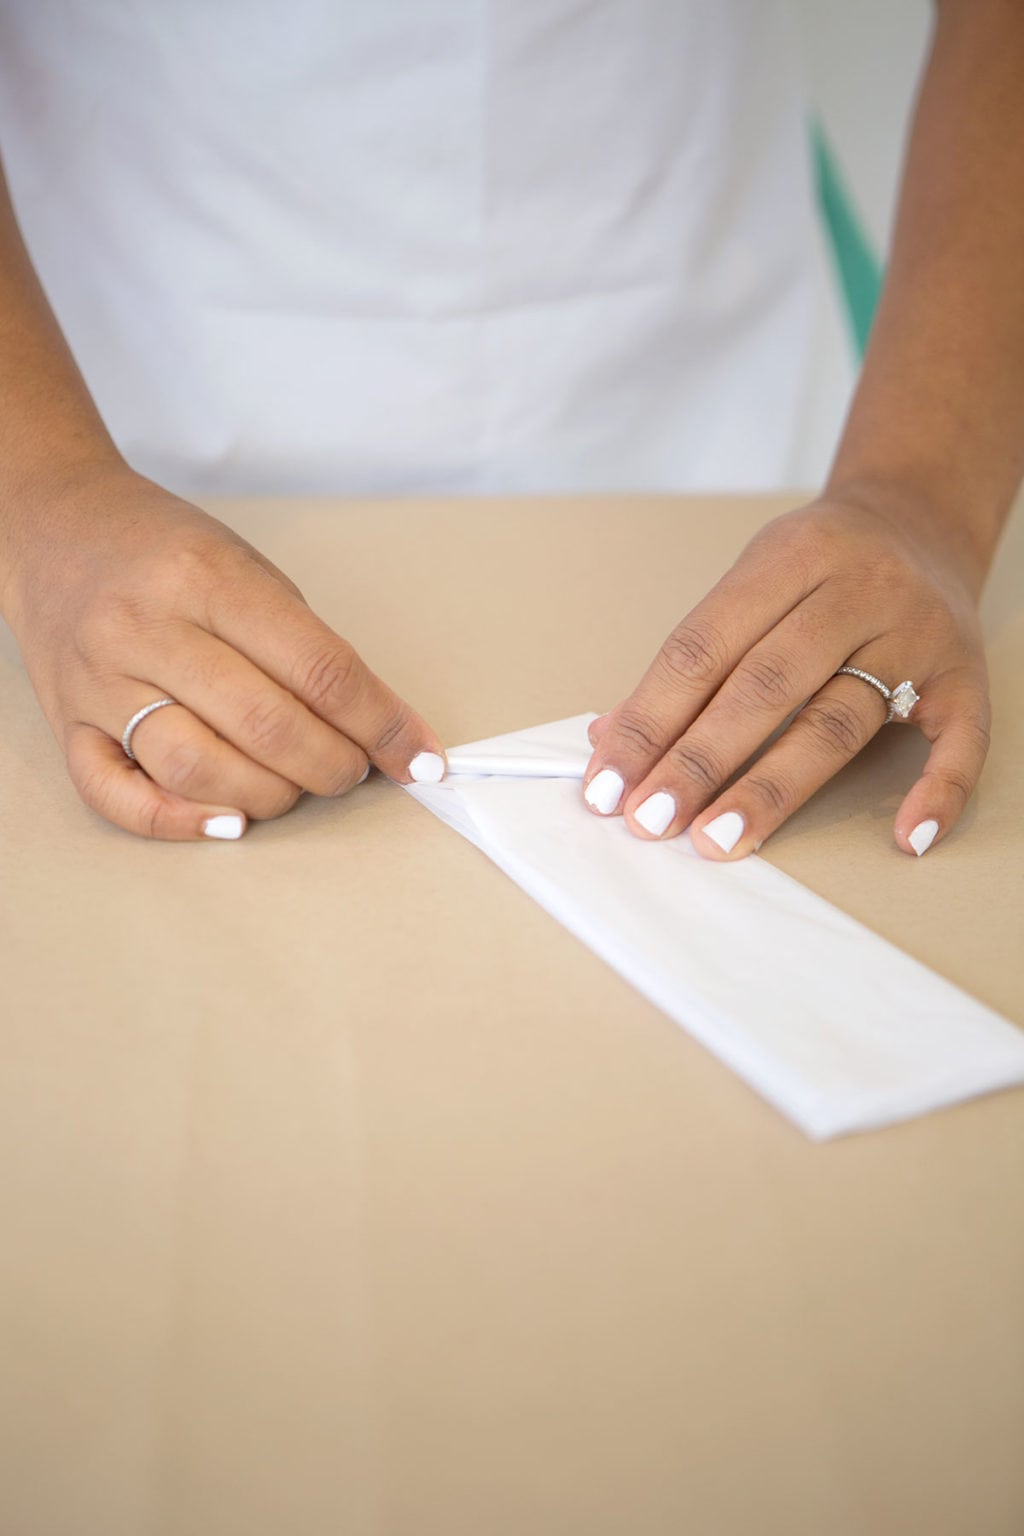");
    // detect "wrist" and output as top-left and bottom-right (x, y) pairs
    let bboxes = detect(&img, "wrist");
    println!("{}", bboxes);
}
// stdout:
(822, 468), (1001, 598)
(0, 448), (133, 624)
